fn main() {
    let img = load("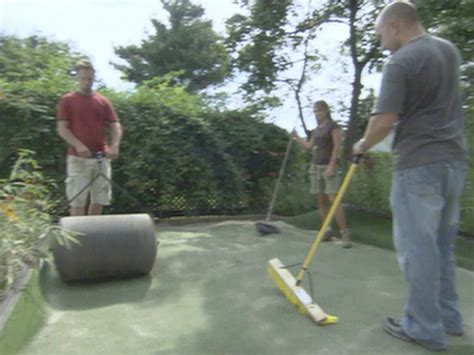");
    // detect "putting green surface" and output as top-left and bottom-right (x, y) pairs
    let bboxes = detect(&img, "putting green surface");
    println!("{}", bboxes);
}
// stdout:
(13, 221), (474, 354)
